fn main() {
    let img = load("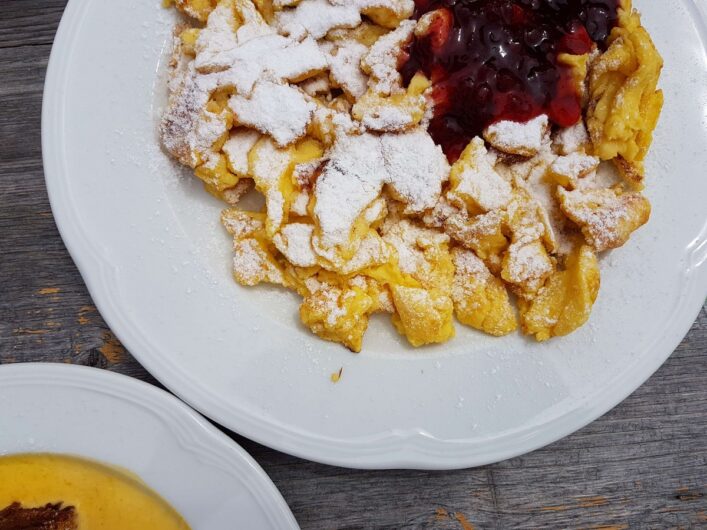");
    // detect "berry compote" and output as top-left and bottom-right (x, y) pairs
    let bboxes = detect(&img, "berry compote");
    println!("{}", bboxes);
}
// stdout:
(399, 0), (620, 161)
